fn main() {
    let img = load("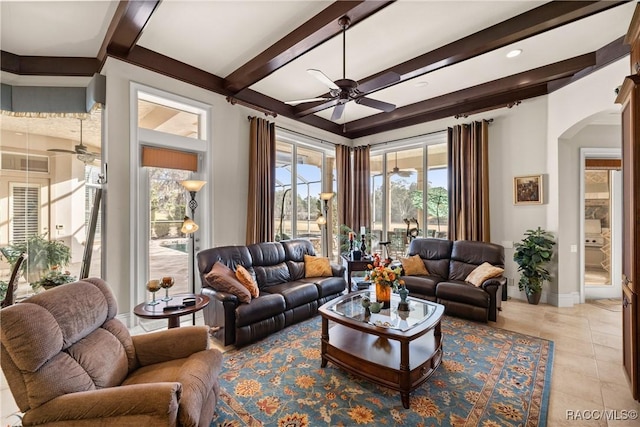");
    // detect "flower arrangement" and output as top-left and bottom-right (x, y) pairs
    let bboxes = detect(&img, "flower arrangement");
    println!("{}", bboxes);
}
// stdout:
(365, 253), (404, 291)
